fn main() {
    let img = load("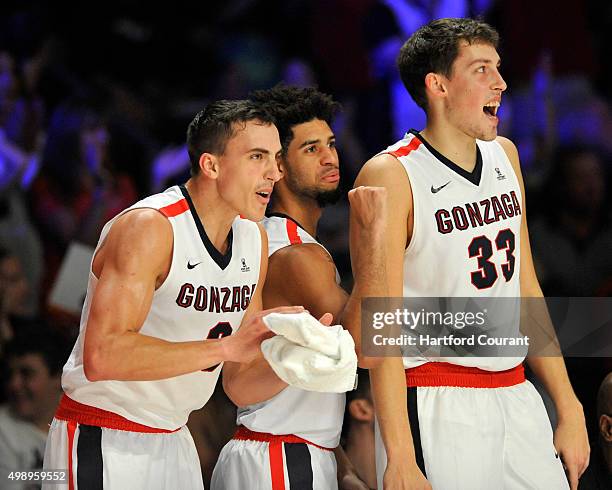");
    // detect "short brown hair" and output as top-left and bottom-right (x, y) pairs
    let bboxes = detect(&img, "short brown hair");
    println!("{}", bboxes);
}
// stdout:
(186, 99), (274, 175)
(397, 18), (500, 111)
